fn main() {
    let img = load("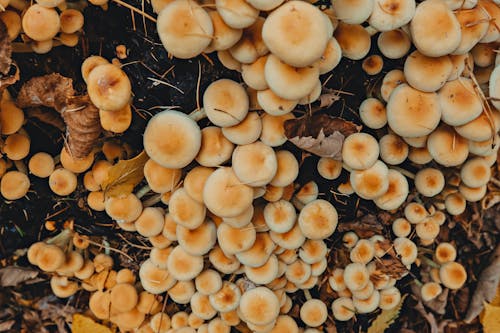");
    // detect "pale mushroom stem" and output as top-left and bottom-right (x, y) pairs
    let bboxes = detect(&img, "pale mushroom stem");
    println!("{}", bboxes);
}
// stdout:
(419, 255), (440, 269)
(303, 289), (312, 300)
(135, 185), (151, 199)
(390, 166), (415, 180)
(46, 229), (73, 248)
(143, 193), (163, 207)
(189, 107), (207, 122)
(14, 160), (28, 175)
